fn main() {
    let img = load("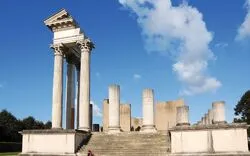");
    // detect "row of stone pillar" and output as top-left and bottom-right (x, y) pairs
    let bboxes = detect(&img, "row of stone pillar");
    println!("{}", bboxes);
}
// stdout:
(50, 39), (94, 131)
(175, 101), (226, 127)
(197, 101), (226, 125)
(107, 85), (156, 133)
